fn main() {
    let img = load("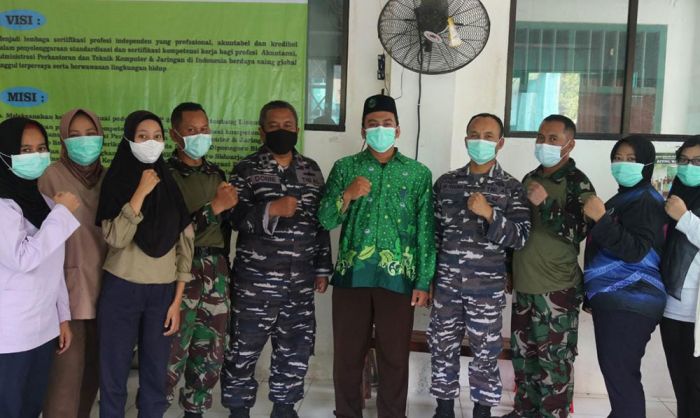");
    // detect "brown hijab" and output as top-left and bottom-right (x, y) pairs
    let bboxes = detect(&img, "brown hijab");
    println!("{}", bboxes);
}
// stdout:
(59, 108), (104, 188)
